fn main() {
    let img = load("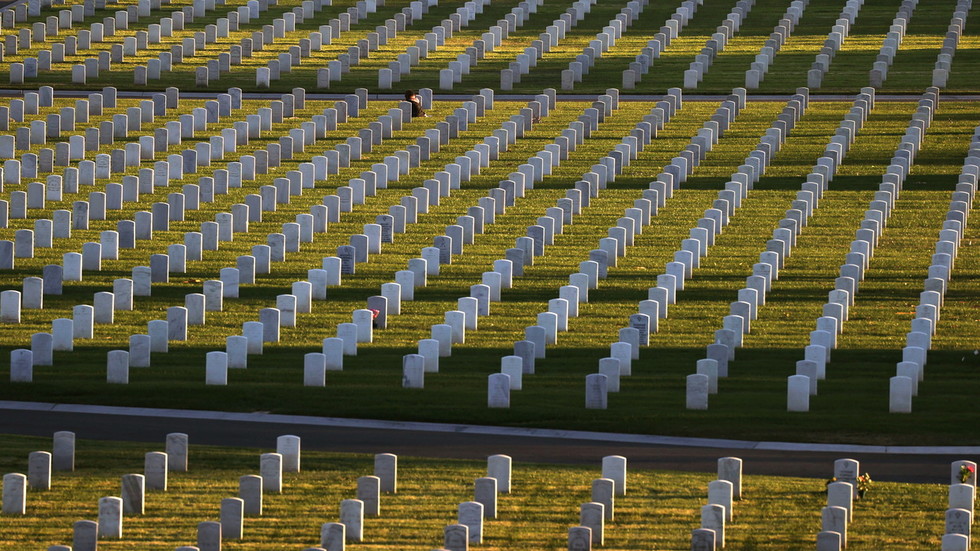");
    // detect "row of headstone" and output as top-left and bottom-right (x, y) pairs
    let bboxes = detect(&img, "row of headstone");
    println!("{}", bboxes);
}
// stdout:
(558, 456), (628, 549)
(942, 460), (978, 550)
(5, 0), (172, 55)
(682, 0), (755, 90)
(63, 432), (270, 547)
(440, 454), (516, 547)
(694, 479), (734, 548)
(582, 90), (694, 408)
(679, 89), (810, 409)
(484, 92), (632, 395)
(807, 0), (865, 89)
(784, 87), (936, 412)
(130, 0), (322, 85)
(945, 459), (978, 551)
(469, 89), (673, 407)
(783, 88), (887, 410)
(441, 0), (555, 91)
(689, 458), (741, 549)
(867, 0), (918, 87)
(501, 0), (593, 91)
(376, 0), (452, 90)
(744, 0), (809, 89)
(794, 86), (933, 412)
(0, 433), (77, 513)
(25, 87), (329, 248)
(621, 0), (696, 90)
(891, 115), (975, 413)
(2, 92), (348, 304)
(201, 91), (496, 377)
(0, 85), (113, 129)
(453, 88), (661, 408)
(391, 93), (597, 389)
(1, 89), (291, 318)
(562, 0), (647, 91)
(561, 0), (639, 89)
(538, 86), (750, 411)
(316, 452), (399, 545)
(399, 90), (633, 393)
(0, 92), (262, 198)
(931, 0), (972, 87)
(3, 0), (65, 30)
(4, 431), (187, 551)
(8, 0), (184, 39)
(0, 86), (137, 158)
(318, 0), (426, 88)
(219, 92), (507, 379)
(814, 458), (862, 550)
(5, 92), (520, 381)
(405, 90), (637, 402)
(10, 0), (233, 85)
(410, 0), (492, 91)
(247, 0), (358, 88)
(10, 447), (633, 551)
(427, 0), (537, 92)
(1, 91), (377, 368)
(0, 448), (970, 551)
